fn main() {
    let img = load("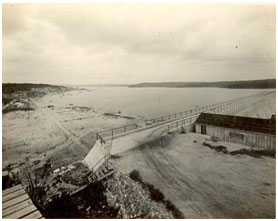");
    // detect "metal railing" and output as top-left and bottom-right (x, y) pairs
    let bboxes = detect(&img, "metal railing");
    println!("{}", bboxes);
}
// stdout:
(96, 123), (138, 142)
(167, 91), (273, 133)
(96, 91), (274, 143)
(91, 152), (111, 172)
(146, 91), (272, 125)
